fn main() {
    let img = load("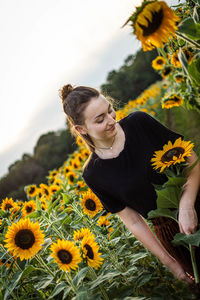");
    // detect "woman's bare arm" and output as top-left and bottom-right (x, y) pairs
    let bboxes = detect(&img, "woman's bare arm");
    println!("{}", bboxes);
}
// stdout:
(117, 206), (193, 284)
